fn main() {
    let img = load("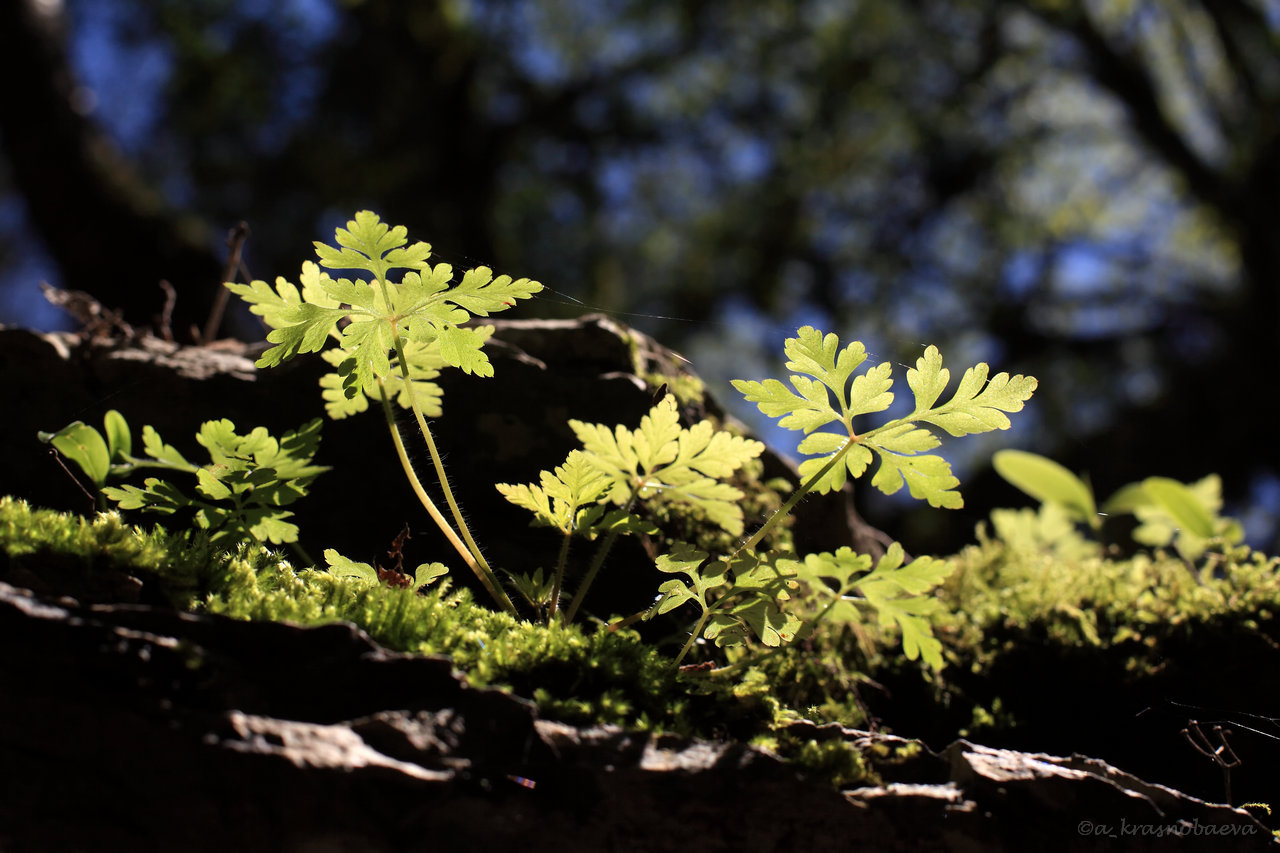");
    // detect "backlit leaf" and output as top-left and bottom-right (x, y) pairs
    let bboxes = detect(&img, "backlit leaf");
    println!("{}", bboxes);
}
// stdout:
(571, 396), (764, 536)
(993, 449), (1096, 524)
